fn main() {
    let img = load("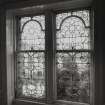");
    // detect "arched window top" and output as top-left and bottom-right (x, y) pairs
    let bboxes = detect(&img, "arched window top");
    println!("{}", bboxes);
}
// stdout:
(56, 10), (90, 30)
(18, 15), (45, 50)
(22, 20), (44, 33)
(58, 16), (87, 30)
(21, 15), (45, 31)
(56, 10), (90, 50)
